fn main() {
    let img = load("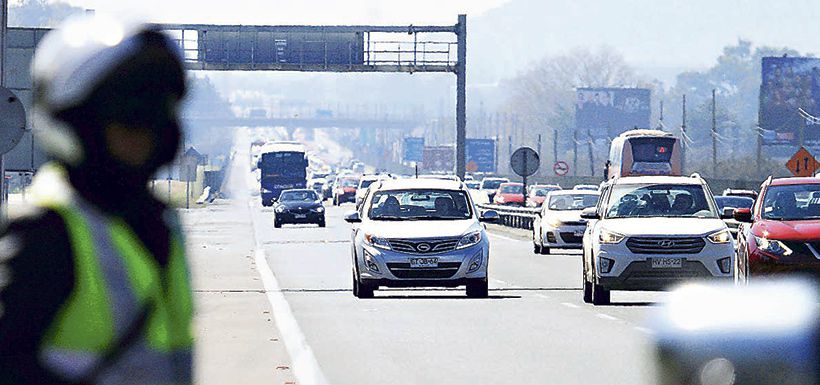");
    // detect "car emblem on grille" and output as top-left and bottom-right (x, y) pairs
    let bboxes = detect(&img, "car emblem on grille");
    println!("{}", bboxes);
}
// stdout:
(658, 240), (676, 248)
(416, 243), (432, 252)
